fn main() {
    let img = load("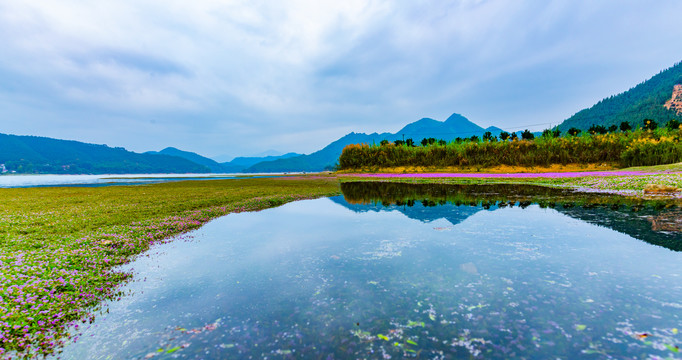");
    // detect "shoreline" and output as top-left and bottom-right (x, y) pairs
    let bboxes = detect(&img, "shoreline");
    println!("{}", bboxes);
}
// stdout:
(0, 178), (340, 358)
(1, 172), (680, 358)
(338, 168), (682, 200)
